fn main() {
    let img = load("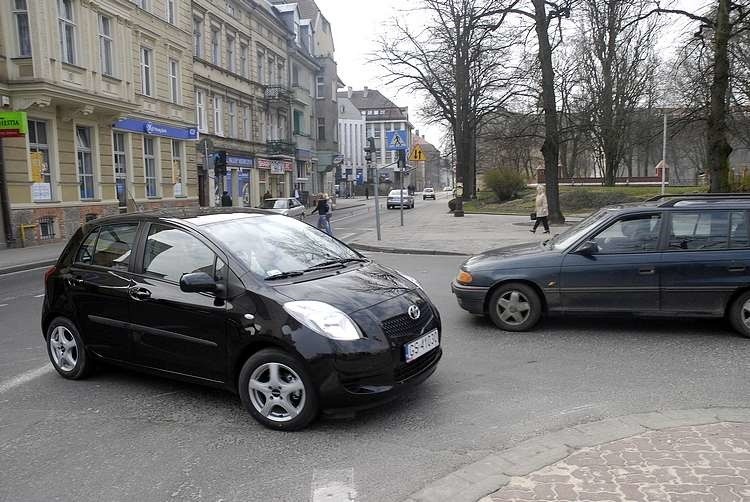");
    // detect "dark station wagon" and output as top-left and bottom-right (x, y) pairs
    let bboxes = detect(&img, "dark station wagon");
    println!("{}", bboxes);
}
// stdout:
(452, 194), (750, 337)
(42, 208), (442, 430)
